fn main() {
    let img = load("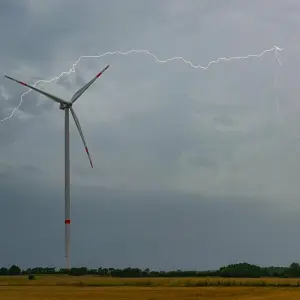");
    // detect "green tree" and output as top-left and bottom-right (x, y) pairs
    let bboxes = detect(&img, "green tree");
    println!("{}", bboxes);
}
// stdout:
(8, 265), (21, 275)
(219, 263), (262, 278)
(0, 267), (8, 275)
(282, 262), (300, 277)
